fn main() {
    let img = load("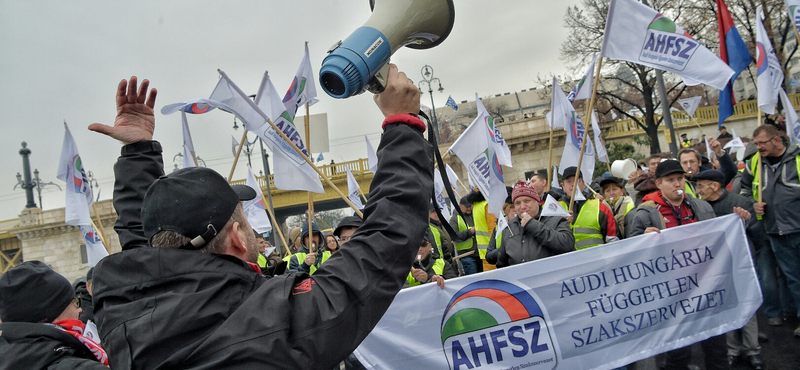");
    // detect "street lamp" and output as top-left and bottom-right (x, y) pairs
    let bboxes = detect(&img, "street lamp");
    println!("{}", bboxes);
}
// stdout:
(417, 64), (444, 142)
(30, 168), (61, 209)
(14, 142), (62, 210)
